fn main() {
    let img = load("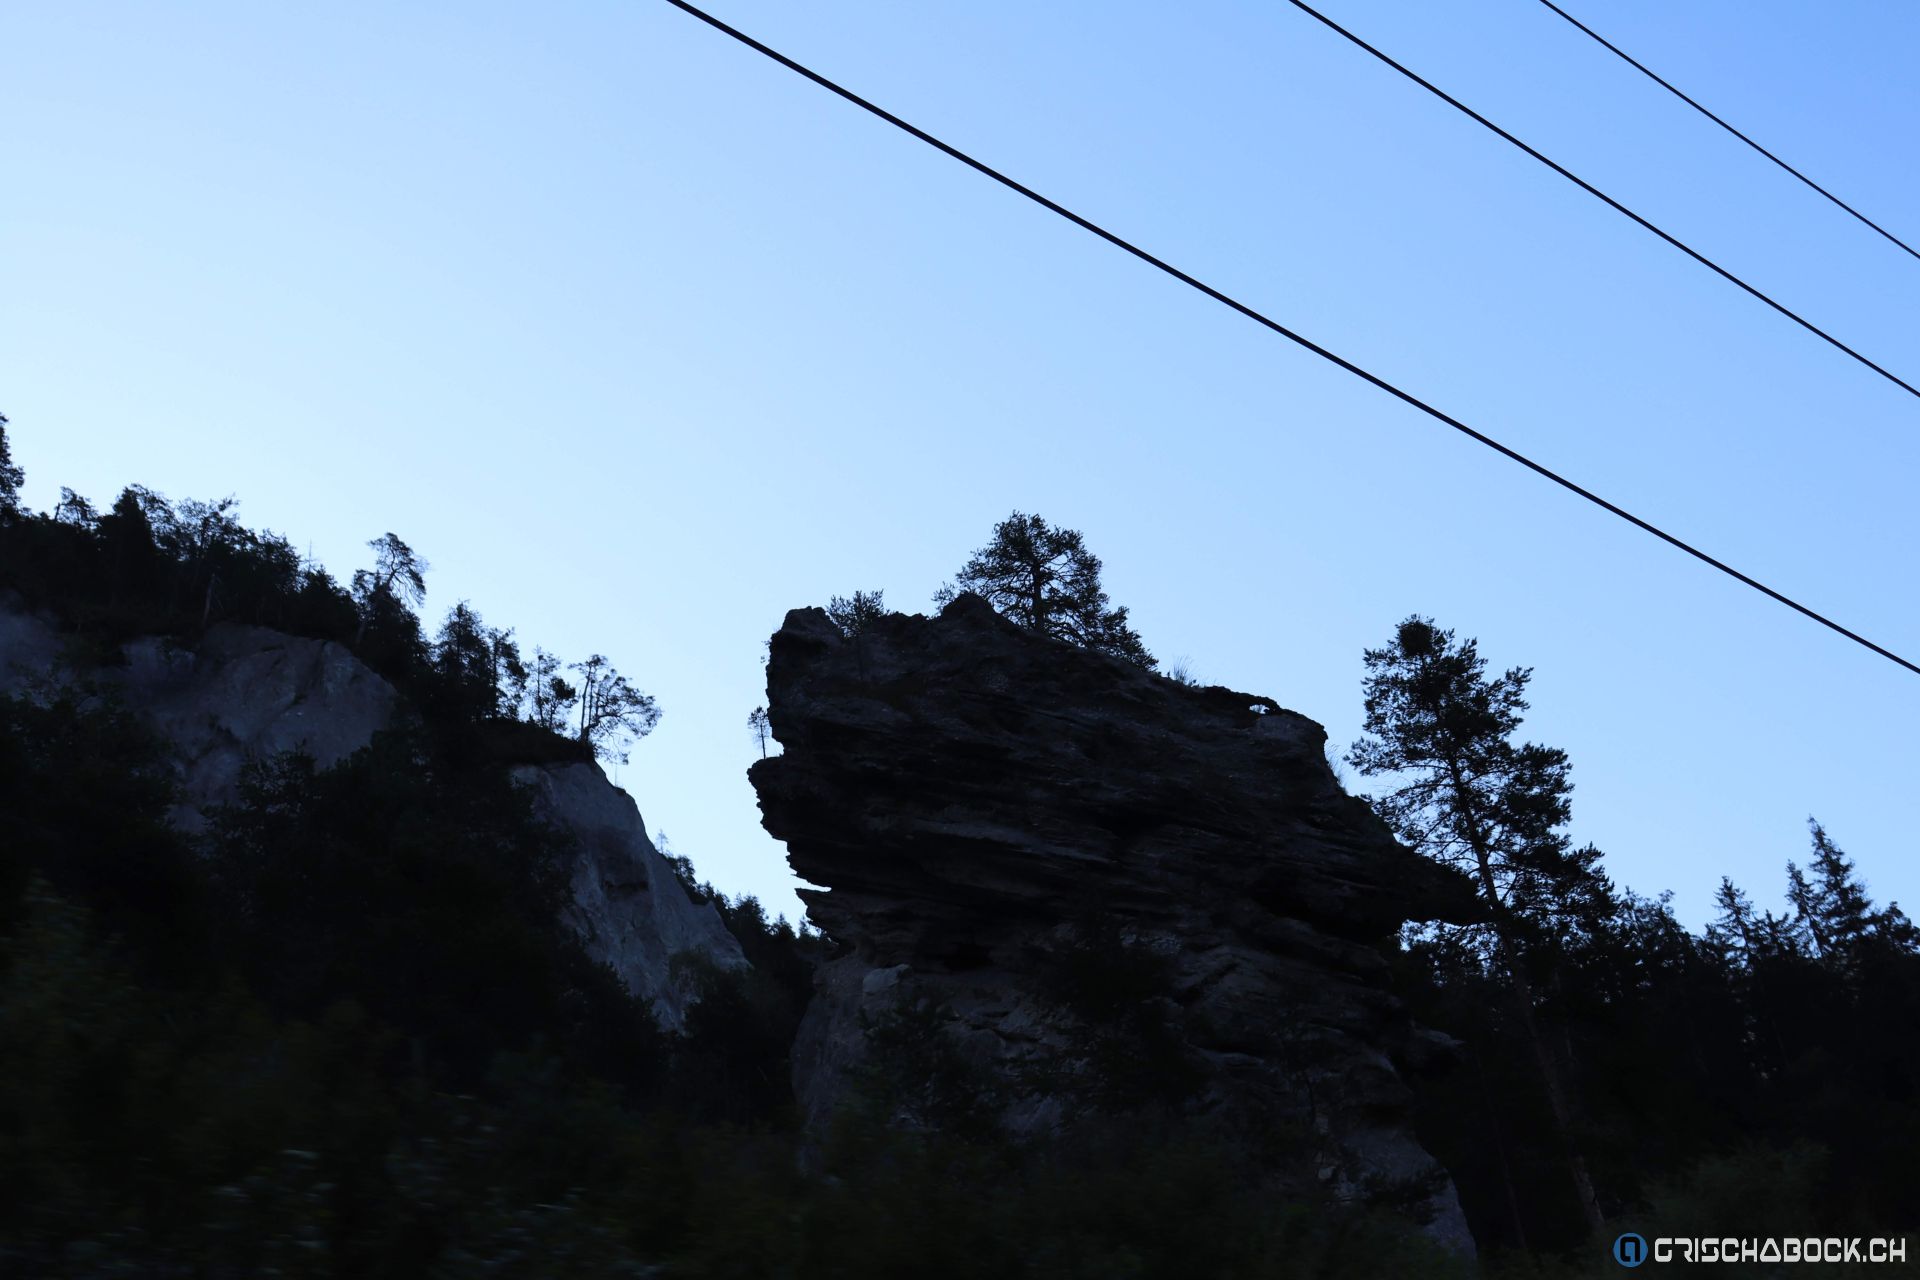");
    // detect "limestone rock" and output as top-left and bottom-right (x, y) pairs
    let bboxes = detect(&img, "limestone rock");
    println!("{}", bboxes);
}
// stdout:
(510, 761), (745, 1028)
(123, 626), (400, 832)
(0, 606), (397, 830)
(0, 596), (742, 1028)
(752, 594), (1483, 1249)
